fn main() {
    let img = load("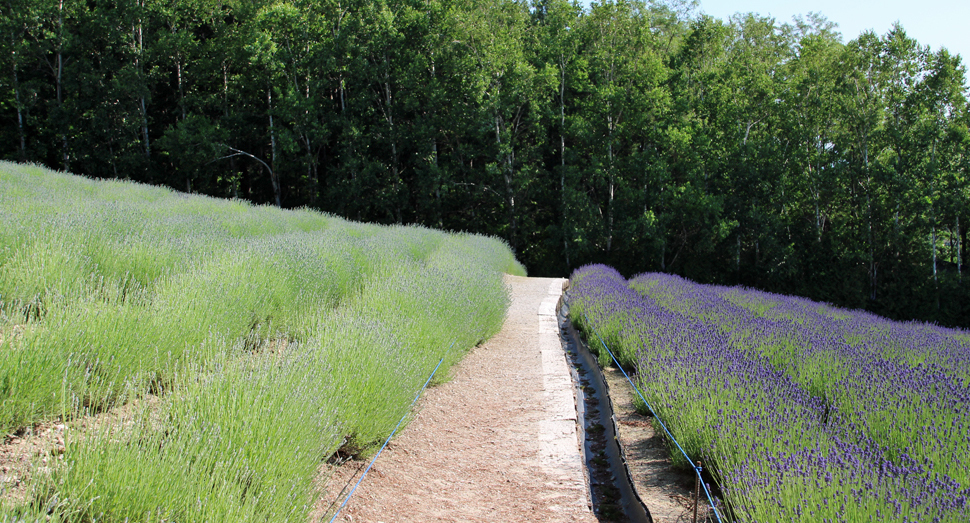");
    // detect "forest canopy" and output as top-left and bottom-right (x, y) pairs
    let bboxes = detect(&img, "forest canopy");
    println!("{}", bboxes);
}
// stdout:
(1, 0), (968, 327)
